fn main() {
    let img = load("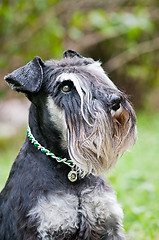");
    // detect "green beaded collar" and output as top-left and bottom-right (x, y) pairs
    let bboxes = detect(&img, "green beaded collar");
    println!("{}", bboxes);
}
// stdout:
(27, 126), (84, 182)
